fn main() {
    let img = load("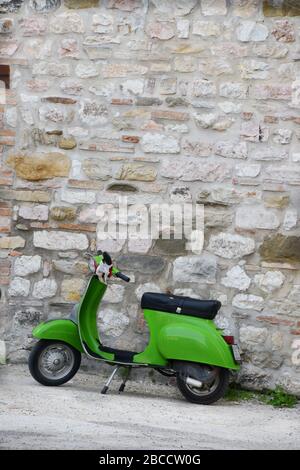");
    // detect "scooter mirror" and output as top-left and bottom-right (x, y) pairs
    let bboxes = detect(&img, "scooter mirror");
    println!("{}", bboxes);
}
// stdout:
(103, 251), (112, 265)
